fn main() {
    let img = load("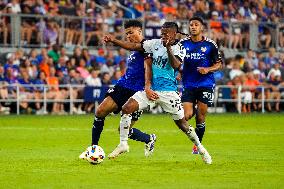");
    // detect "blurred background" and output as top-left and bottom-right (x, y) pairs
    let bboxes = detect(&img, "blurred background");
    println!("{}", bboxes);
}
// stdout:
(0, 0), (283, 115)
